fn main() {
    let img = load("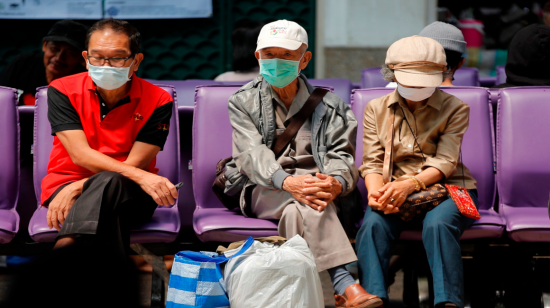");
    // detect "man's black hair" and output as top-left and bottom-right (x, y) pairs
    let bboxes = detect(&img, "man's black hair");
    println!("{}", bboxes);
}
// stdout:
(85, 19), (141, 55)
(445, 49), (463, 72)
(232, 21), (265, 72)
